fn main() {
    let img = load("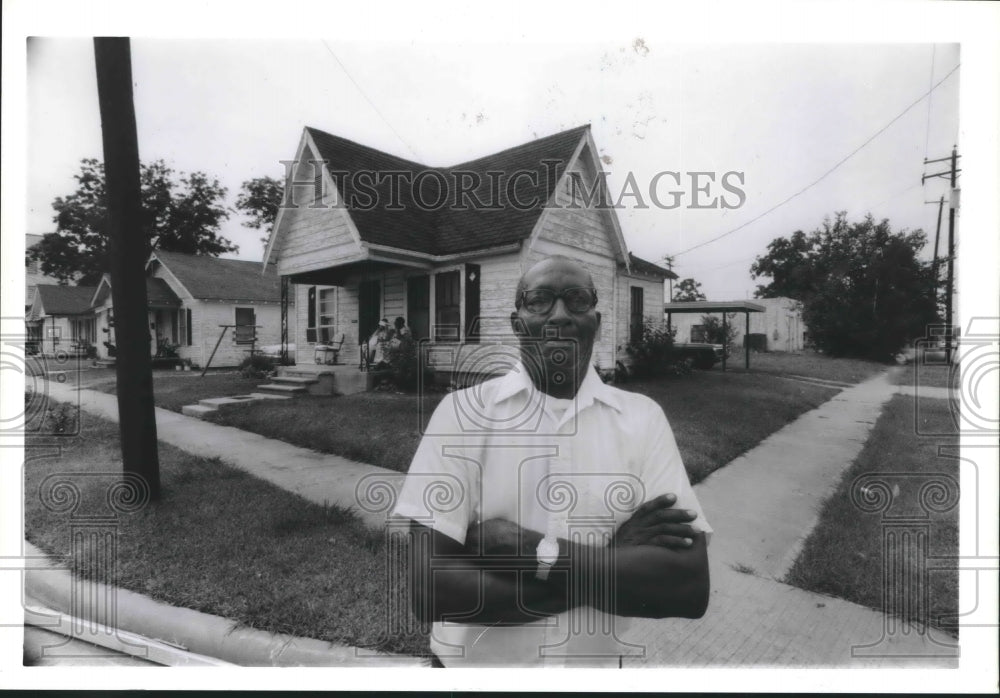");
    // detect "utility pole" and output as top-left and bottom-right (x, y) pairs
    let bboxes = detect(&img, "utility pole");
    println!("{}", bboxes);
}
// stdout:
(930, 194), (944, 300)
(945, 147), (957, 365)
(94, 38), (161, 499)
(922, 147), (961, 365)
